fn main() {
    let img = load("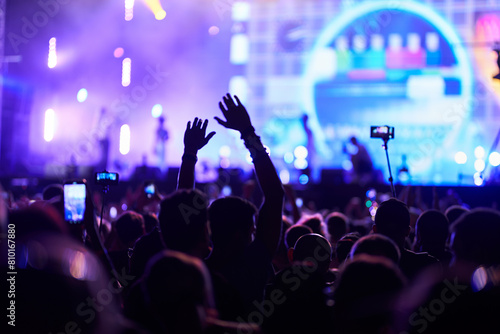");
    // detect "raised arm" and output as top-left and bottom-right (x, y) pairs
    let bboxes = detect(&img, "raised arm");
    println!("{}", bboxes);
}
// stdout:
(215, 93), (285, 255)
(177, 118), (215, 190)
